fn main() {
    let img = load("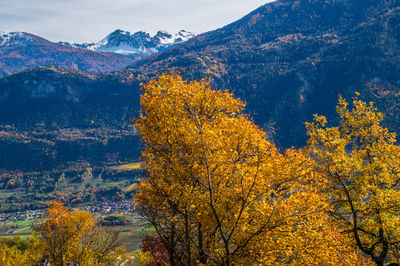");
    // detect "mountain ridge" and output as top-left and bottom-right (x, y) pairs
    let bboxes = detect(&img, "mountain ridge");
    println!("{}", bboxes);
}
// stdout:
(58, 29), (195, 55)
(0, 31), (136, 77)
(0, 29), (195, 78)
